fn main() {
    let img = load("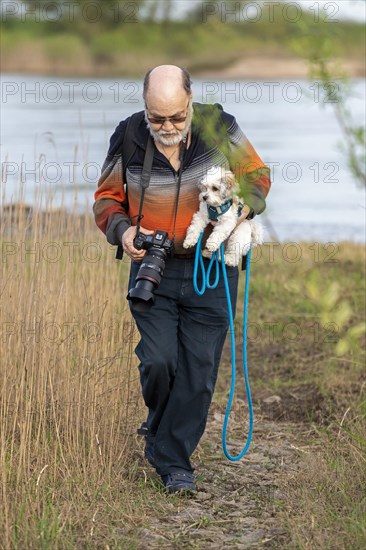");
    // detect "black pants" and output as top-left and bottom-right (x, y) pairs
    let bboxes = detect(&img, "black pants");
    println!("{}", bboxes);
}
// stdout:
(128, 257), (239, 476)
